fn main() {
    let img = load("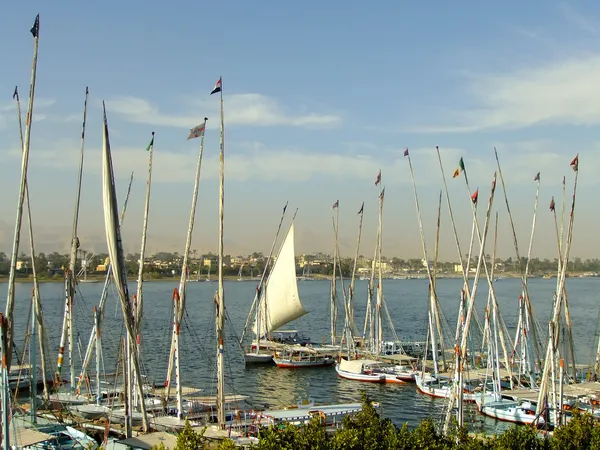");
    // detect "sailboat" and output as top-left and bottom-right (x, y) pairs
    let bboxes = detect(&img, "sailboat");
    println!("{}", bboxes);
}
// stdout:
(243, 222), (309, 363)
